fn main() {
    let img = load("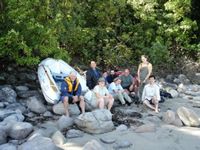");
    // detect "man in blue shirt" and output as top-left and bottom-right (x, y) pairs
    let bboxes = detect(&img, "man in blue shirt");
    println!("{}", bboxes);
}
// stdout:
(60, 71), (85, 117)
